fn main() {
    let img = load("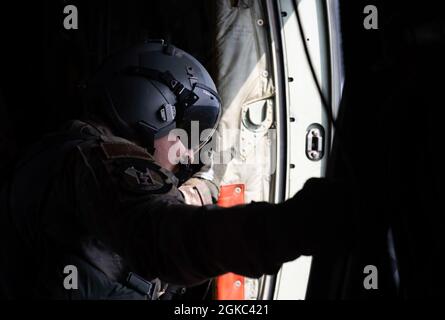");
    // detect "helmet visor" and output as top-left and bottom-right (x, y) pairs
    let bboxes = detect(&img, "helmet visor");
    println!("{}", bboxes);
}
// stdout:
(178, 83), (221, 153)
